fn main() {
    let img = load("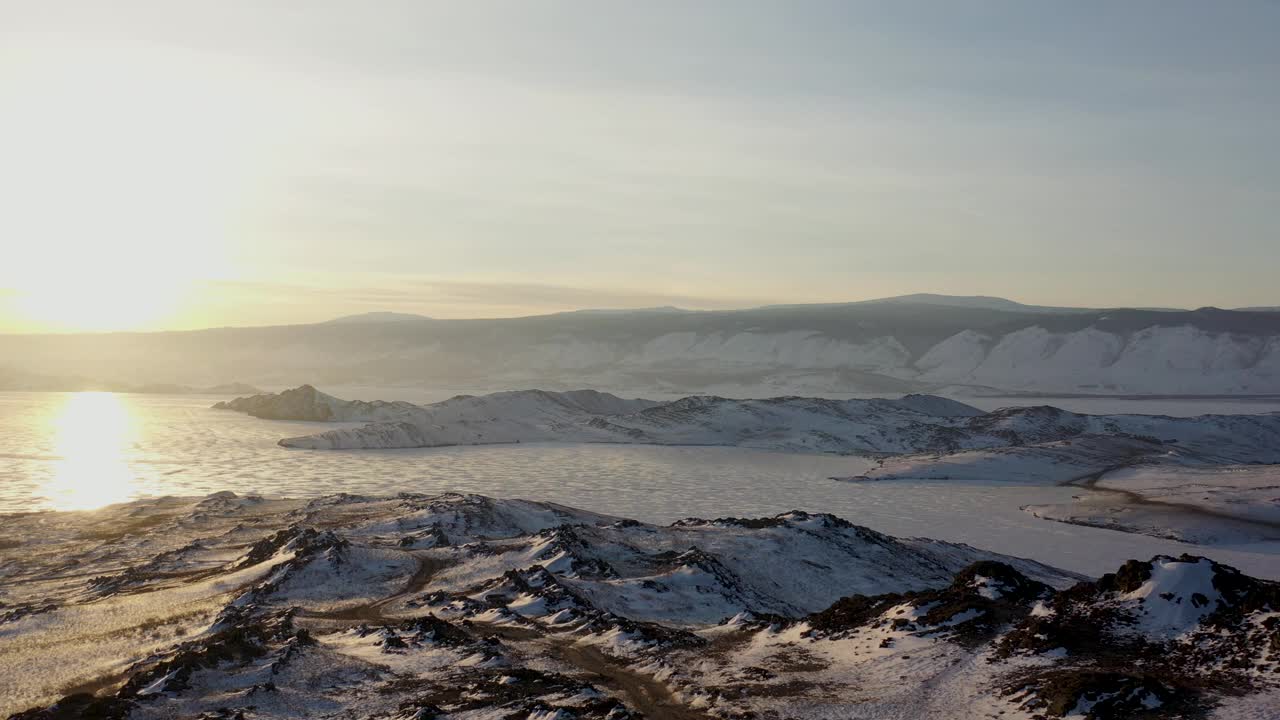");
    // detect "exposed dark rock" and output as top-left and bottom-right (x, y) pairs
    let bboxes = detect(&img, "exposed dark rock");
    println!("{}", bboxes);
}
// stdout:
(118, 606), (311, 698)
(8, 694), (133, 720)
(213, 384), (337, 421)
(808, 561), (1052, 646)
(0, 603), (57, 625)
(1004, 668), (1209, 719)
